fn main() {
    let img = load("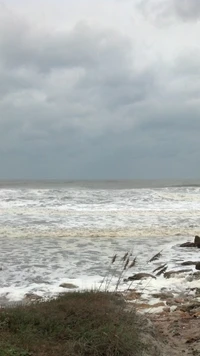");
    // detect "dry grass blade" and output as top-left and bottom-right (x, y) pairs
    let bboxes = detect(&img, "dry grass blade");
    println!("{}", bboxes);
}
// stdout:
(148, 251), (162, 263)
(129, 257), (136, 268)
(111, 254), (117, 264)
(122, 252), (129, 261)
(156, 265), (168, 276)
(98, 254), (117, 291)
(123, 257), (129, 270)
(153, 263), (167, 273)
(115, 252), (131, 291)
